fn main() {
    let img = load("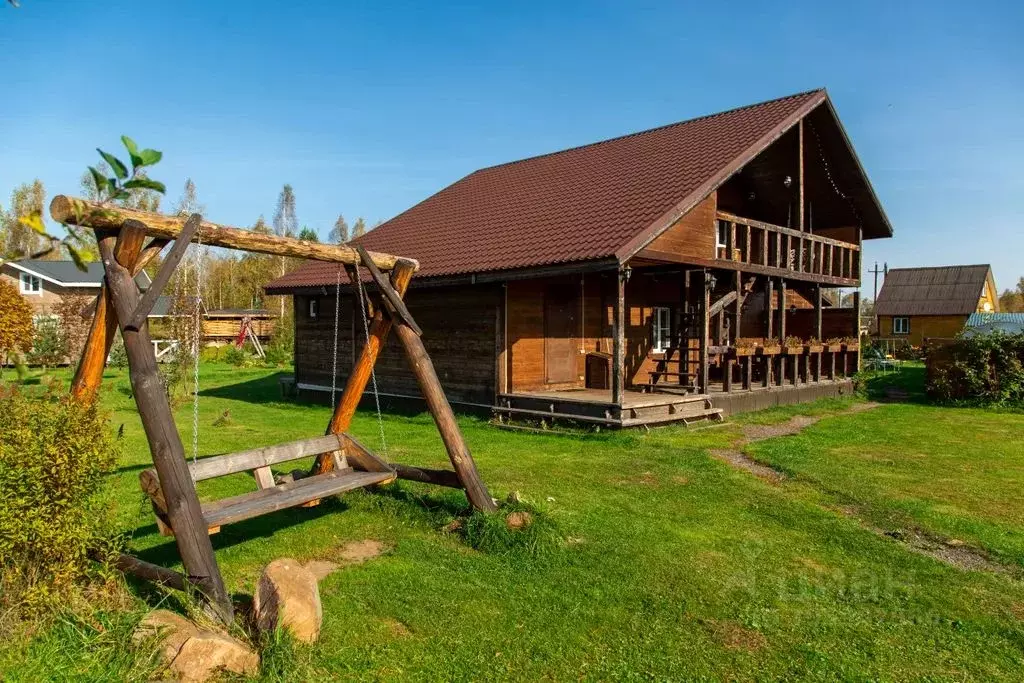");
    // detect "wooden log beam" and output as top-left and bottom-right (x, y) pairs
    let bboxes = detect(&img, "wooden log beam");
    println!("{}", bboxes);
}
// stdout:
(51, 195), (415, 271)
(355, 245), (423, 336)
(70, 228), (148, 402)
(126, 214), (201, 331)
(314, 260), (417, 474)
(98, 233), (232, 624)
(392, 320), (498, 513)
(393, 463), (463, 489)
(708, 290), (738, 317)
(93, 550), (188, 592)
